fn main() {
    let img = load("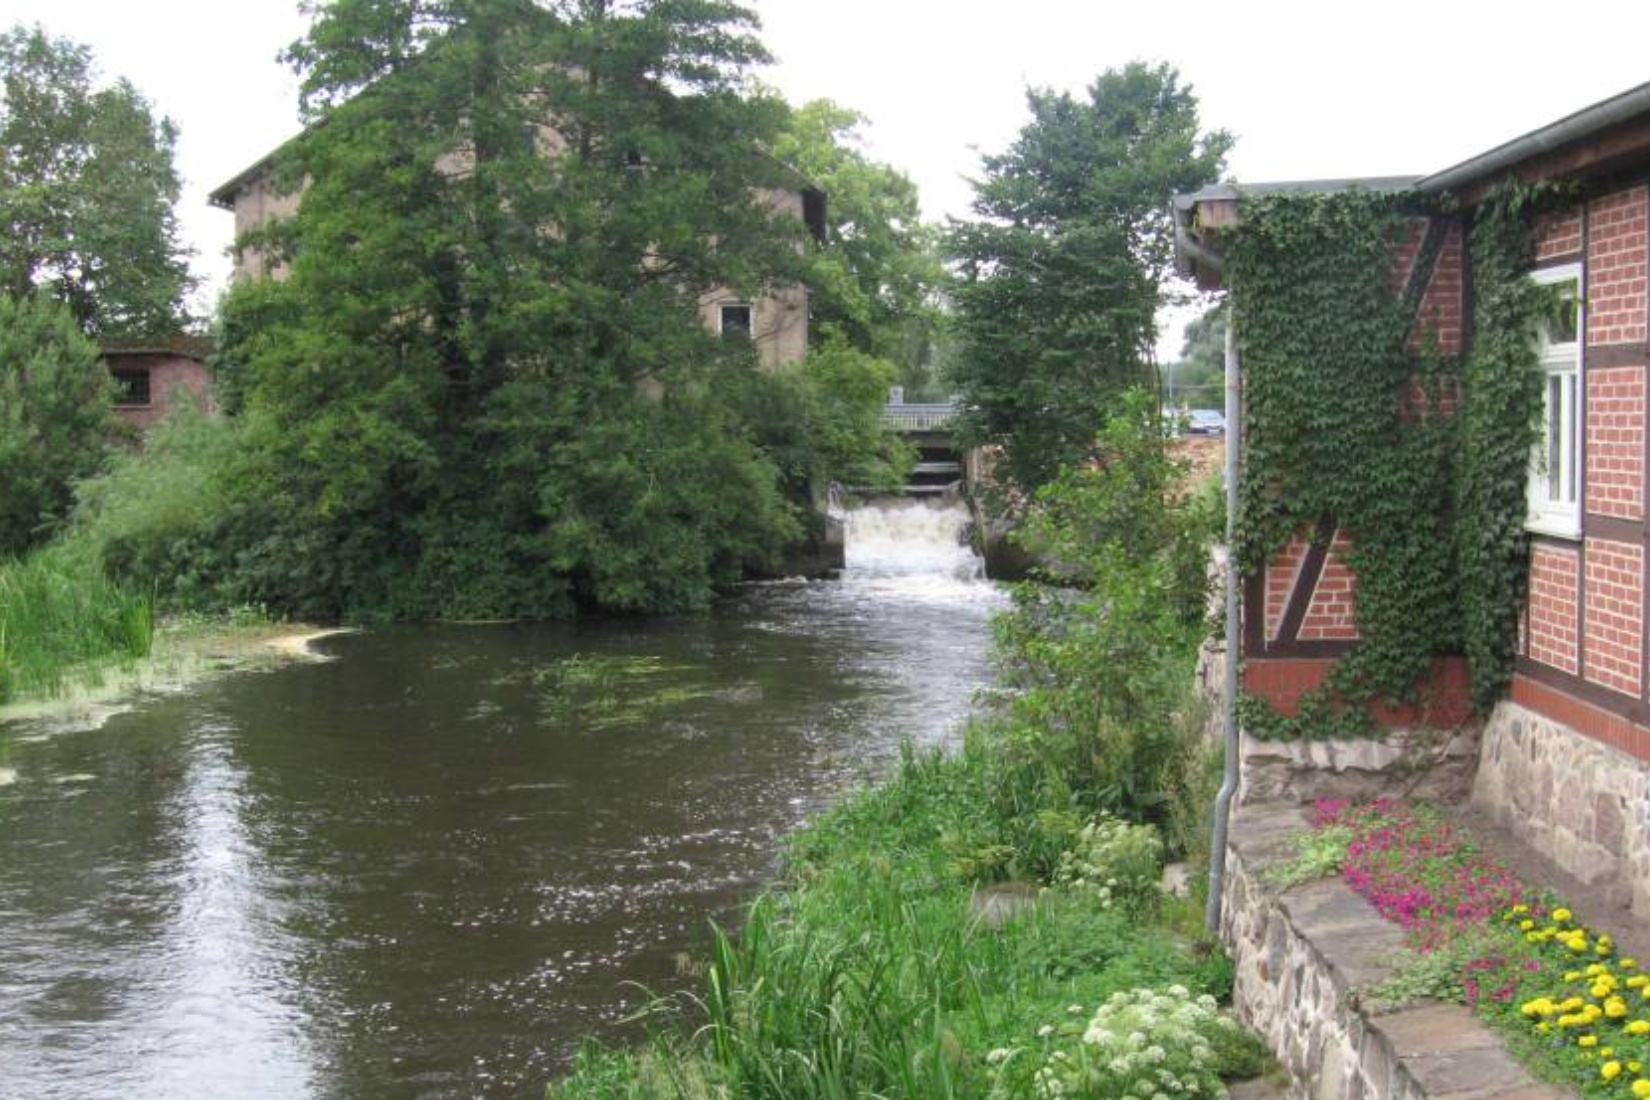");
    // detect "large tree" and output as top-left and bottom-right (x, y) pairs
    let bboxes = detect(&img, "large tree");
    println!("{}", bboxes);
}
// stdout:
(947, 62), (1231, 492)
(0, 25), (191, 339)
(0, 294), (118, 556)
(212, 0), (842, 618)
(770, 99), (944, 384)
